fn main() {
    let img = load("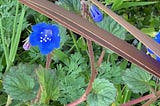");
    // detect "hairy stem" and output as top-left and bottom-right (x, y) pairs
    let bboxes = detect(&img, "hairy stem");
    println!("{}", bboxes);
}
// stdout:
(97, 49), (105, 67)
(46, 53), (52, 69)
(66, 39), (97, 106)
